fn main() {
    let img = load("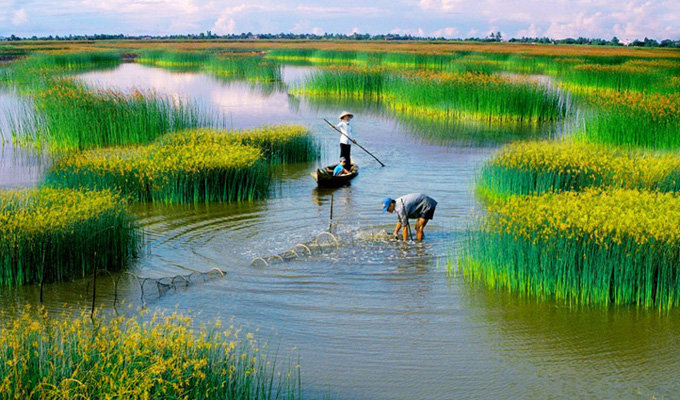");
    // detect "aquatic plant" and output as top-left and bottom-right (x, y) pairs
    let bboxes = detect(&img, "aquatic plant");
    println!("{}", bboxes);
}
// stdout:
(559, 58), (679, 94)
(46, 141), (267, 203)
(0, 187), (139, 286)
(7, 52), (122, 90)
(159, 125), (319, 164)
(578, 91), (680, 149)
(138, 50), (282, 82)
(3, 53), (210, 151)
(0, 308), (301, 400)
(476, 140), (680, 198)
(299, 66), (568, 128)
(460, 188), (680, 309)
(28, 77), (207, 151)
(45, 125), (318, 203)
